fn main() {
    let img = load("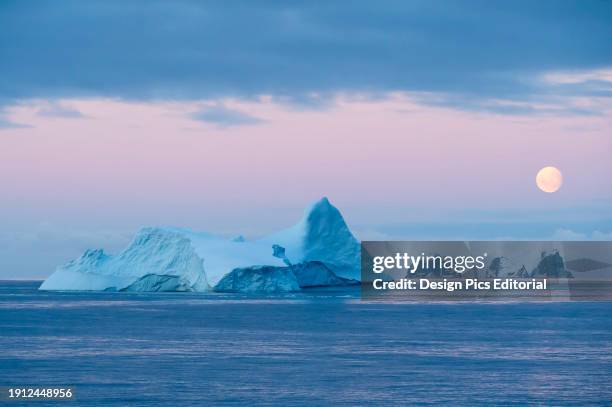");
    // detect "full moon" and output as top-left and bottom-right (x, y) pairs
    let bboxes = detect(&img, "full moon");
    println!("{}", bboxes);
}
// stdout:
(536, 166), (563, 193)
